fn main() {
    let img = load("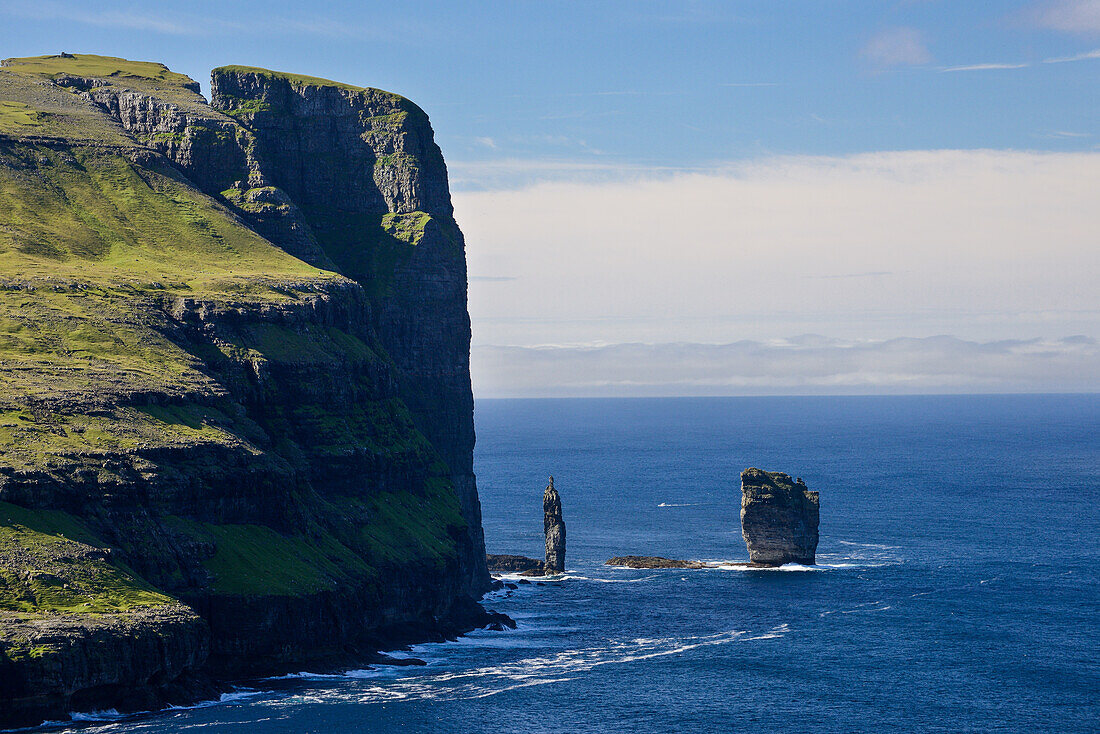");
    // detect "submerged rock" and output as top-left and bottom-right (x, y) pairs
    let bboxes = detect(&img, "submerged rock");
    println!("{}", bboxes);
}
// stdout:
(544, 476), (566, 573)
(605, 556), (710, 569)
(740, 468), (820, 566)
(481, 611), (517, 632)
